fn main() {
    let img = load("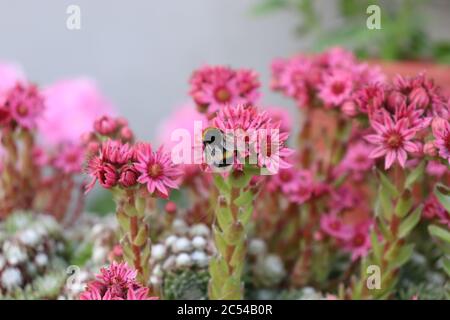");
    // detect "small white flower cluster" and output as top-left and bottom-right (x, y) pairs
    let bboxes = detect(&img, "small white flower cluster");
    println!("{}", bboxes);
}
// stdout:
(0, 212), (66, 296)
(248, 238), (286, 288)
(149, 219), (214, 287)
